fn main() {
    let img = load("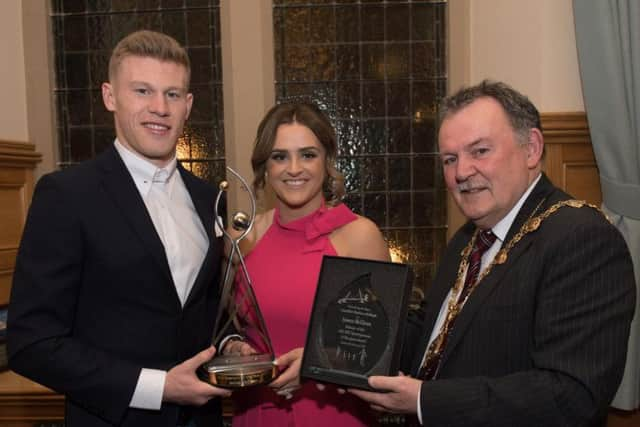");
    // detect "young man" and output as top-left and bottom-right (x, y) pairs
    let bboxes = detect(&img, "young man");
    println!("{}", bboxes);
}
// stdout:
(8, 30), (230, 427)
(351, 81), (636, 427)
